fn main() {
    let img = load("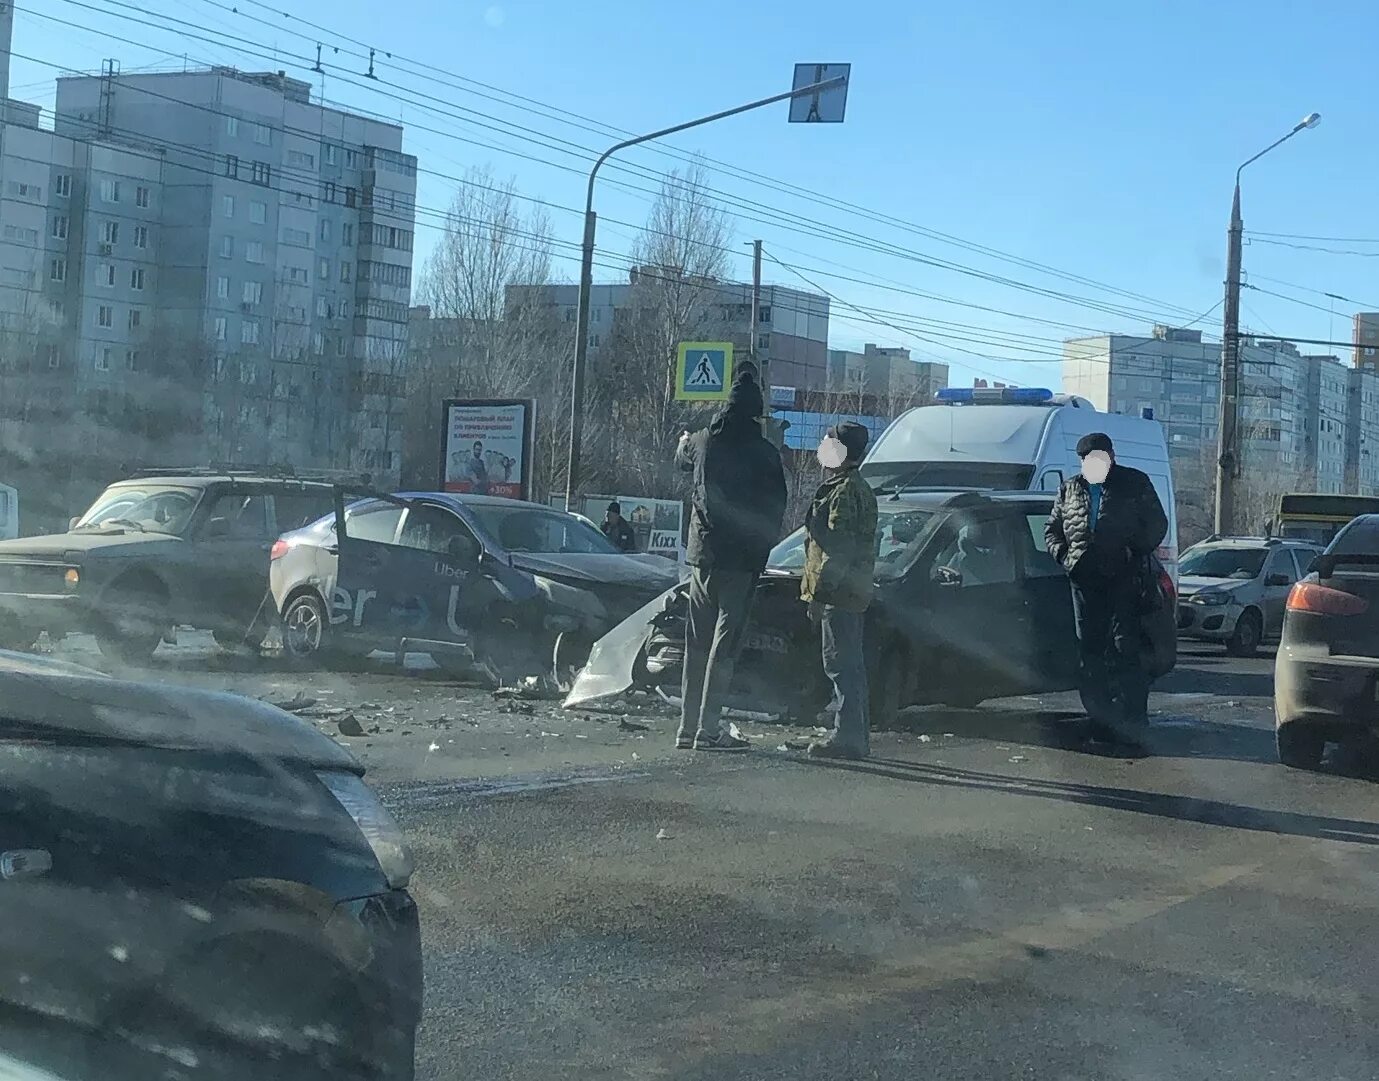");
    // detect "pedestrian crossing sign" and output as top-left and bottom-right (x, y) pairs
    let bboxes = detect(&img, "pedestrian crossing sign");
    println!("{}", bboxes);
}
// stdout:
(675, 342), (734, 401)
